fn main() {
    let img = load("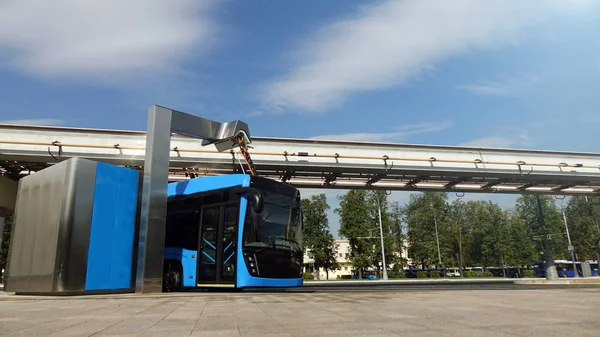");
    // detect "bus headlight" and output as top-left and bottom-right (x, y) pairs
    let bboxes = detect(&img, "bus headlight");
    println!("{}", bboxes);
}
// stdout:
(243, 252), (259, 276)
